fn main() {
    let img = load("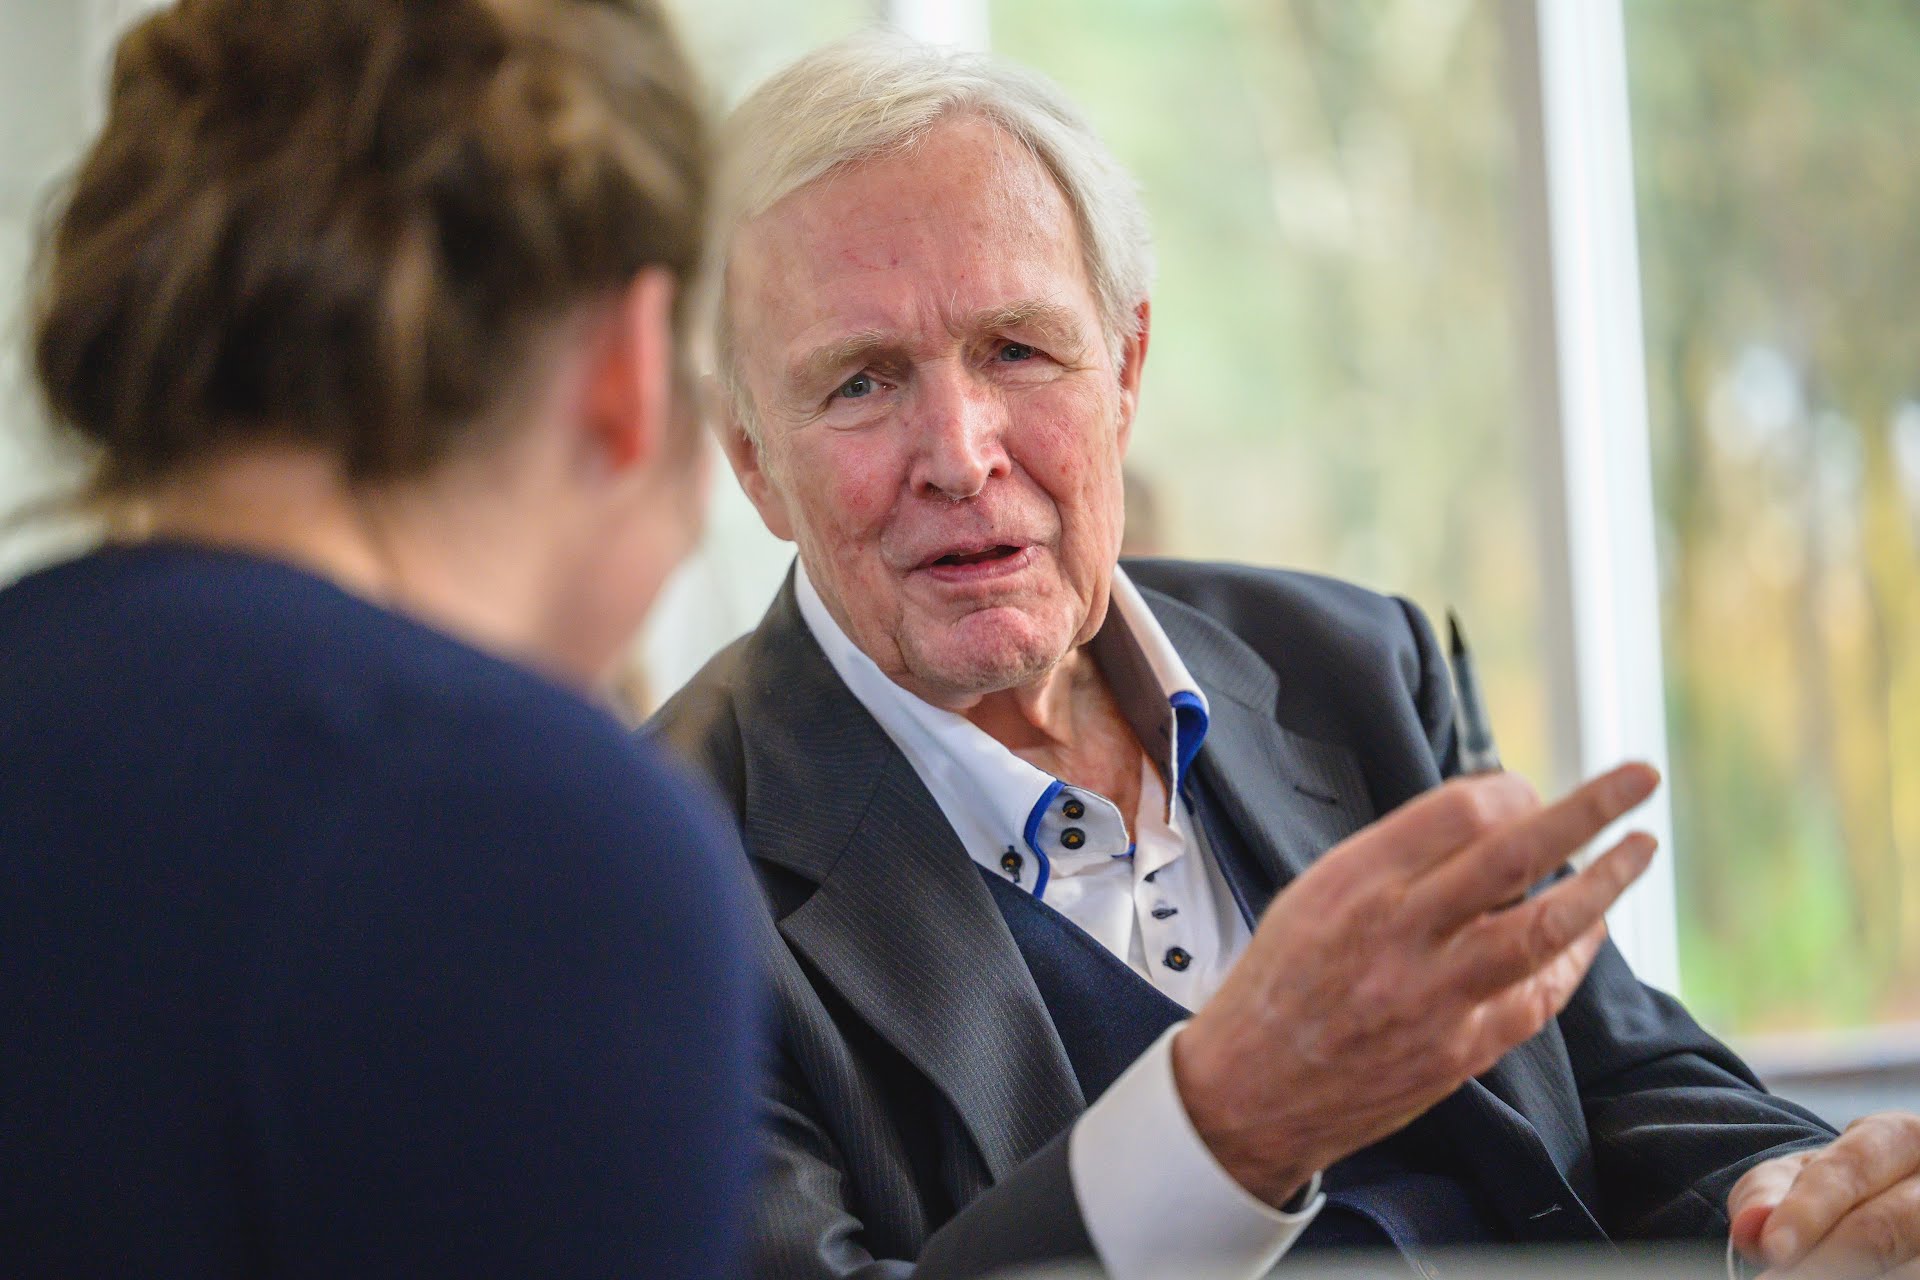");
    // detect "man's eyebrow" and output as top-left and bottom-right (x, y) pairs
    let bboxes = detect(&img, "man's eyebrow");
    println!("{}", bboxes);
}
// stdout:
(787, 331), (888, 394)
(968, 300), (1087, 348)
(783, 302), (1088, 395)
